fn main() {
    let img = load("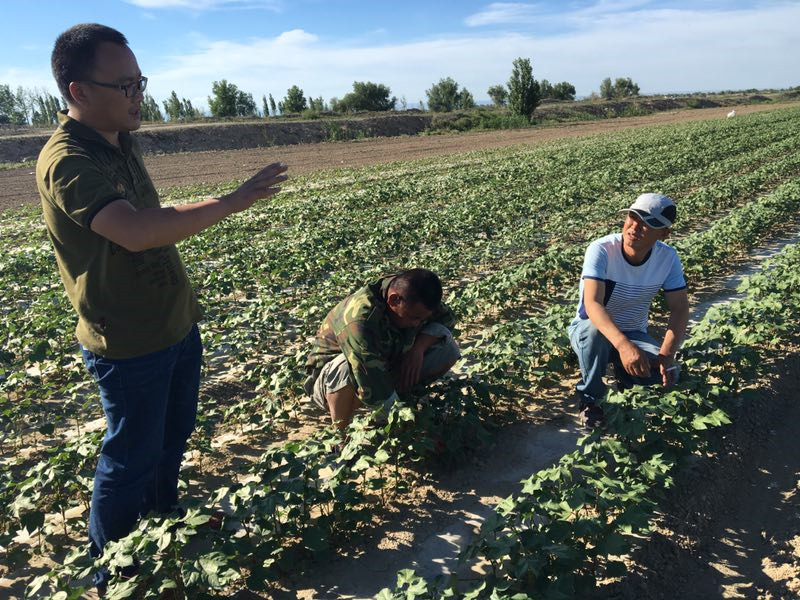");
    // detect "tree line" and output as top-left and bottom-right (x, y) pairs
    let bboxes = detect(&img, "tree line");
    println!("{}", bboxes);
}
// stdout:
(1, 58), (643, 125)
